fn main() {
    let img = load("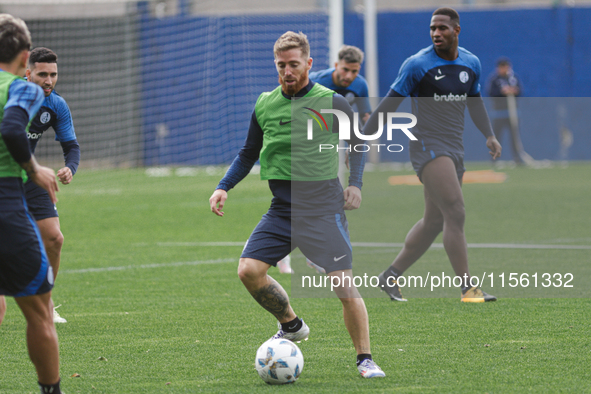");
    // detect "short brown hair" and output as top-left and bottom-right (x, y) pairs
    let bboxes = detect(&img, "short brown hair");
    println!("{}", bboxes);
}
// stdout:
(0, 14), (32, 63)
(338, 45), (364, 64)
(433, 7), (460, 26)
(29, 47), (58, 66)
(274, 31), (310, 59)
